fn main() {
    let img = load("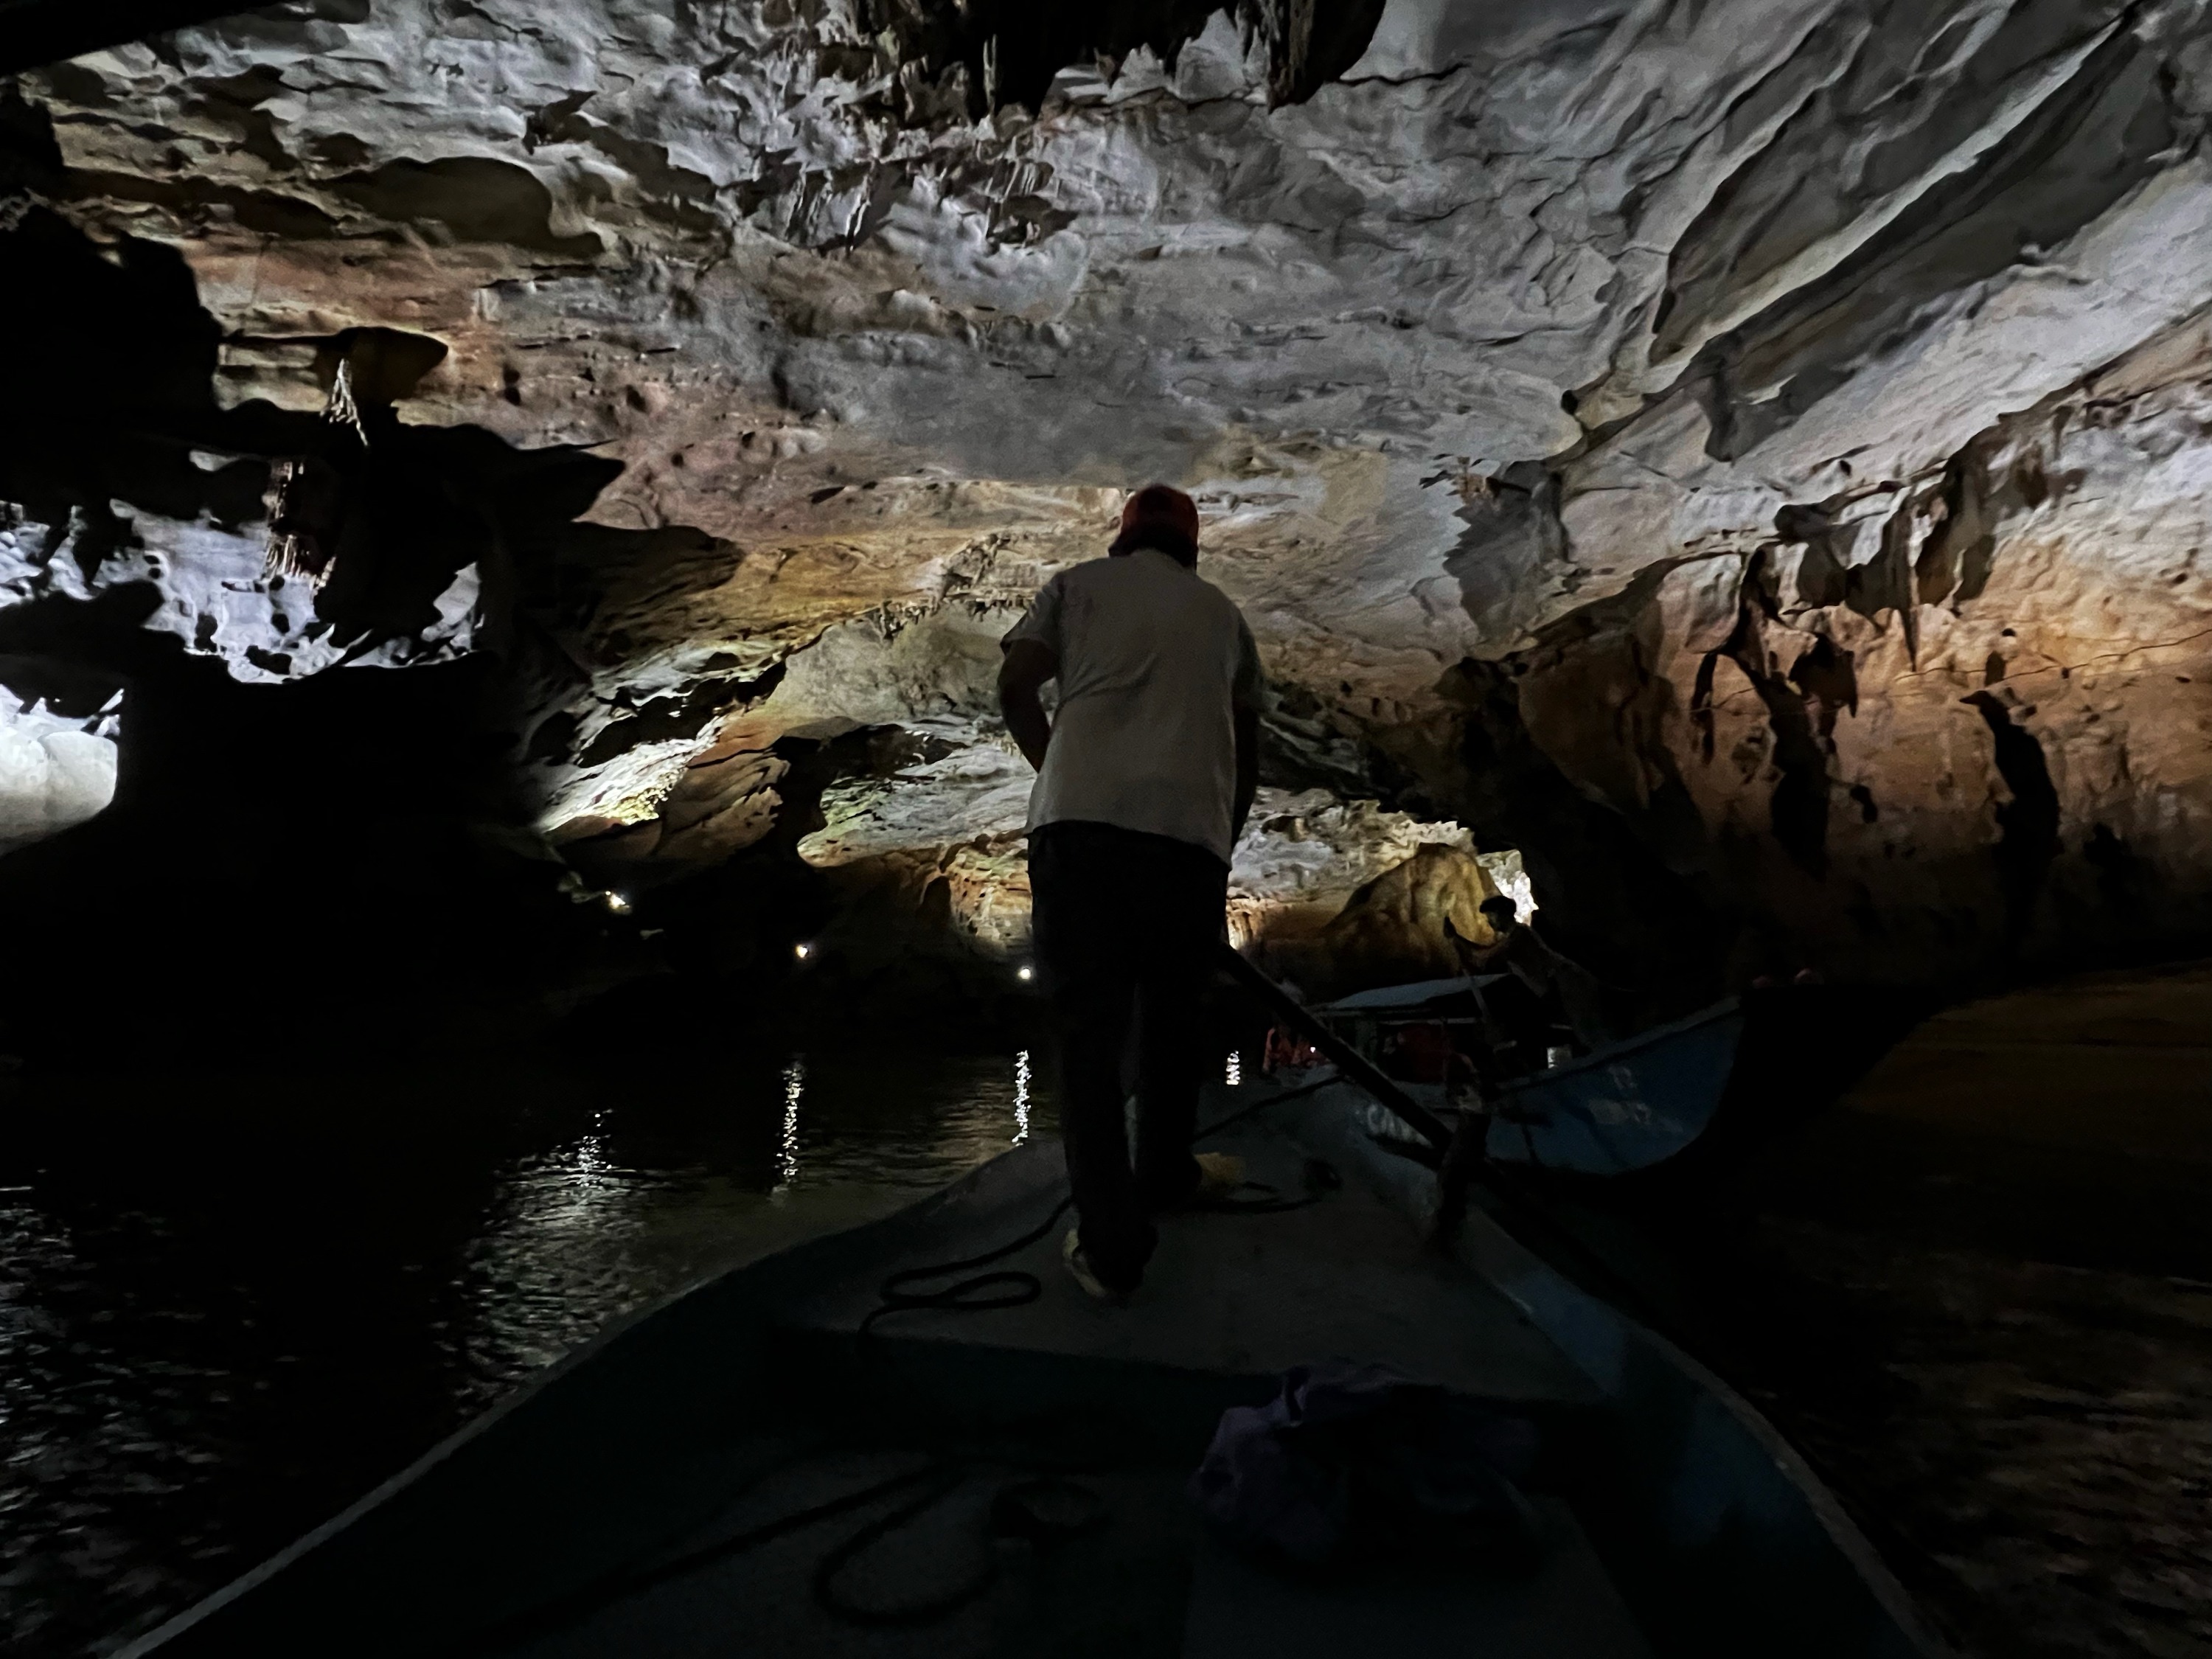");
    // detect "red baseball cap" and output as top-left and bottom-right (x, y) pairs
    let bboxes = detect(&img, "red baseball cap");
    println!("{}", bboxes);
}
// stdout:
(1109, 483), (1200, 562)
